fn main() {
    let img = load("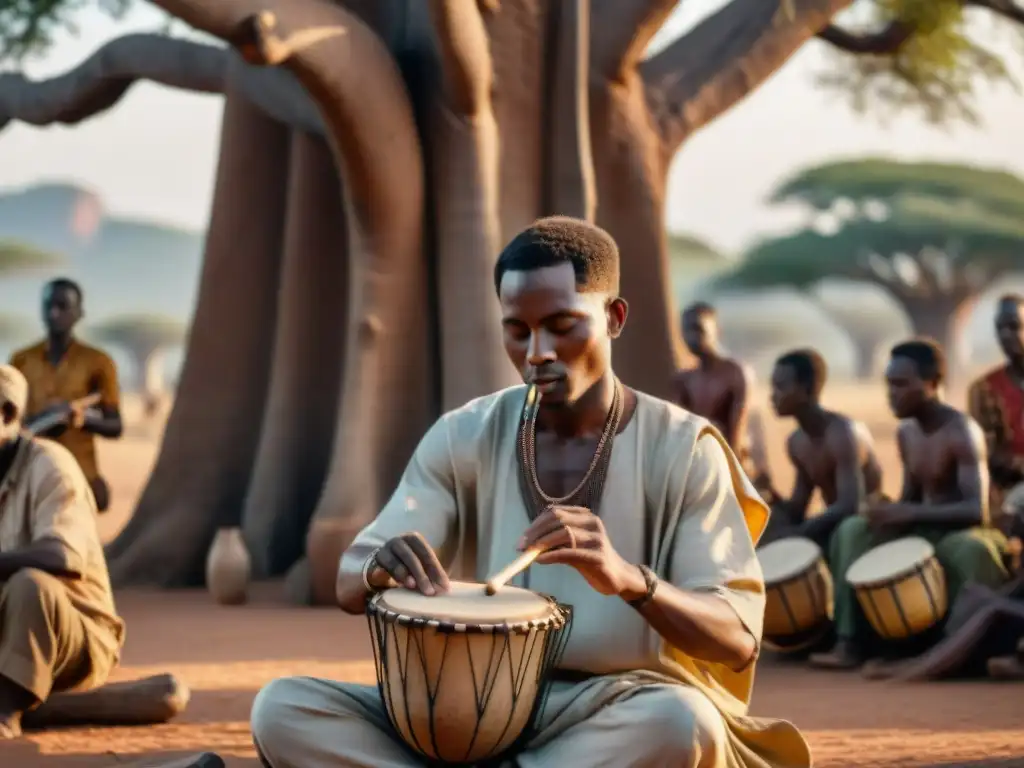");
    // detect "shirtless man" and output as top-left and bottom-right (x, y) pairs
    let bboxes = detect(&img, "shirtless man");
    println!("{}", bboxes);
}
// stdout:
(760, 348), (884, 550)
(0, 365), (124, 738)
(810, 339), (1010, 670)
(10, 279), (123, 512)
(249, 217), (809, 767)
(967, 294), (1024, 532)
